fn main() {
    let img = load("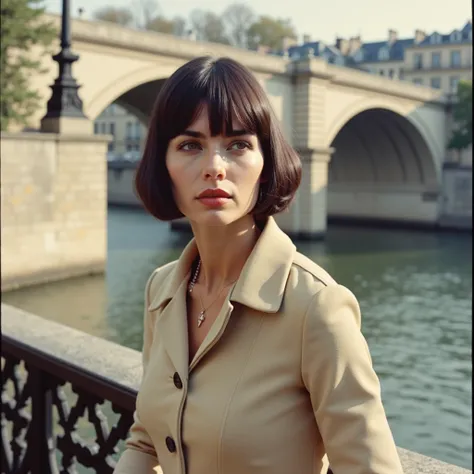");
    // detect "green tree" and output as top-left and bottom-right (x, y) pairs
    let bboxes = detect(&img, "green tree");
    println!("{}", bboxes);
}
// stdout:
(221, 3), (255, 48)
(93, 6), (135, 26)
(448, 80), (472, 158)
(247, 16), (297, 50)
(0, 0), (57, 131)
(146, 15), (187, 36)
